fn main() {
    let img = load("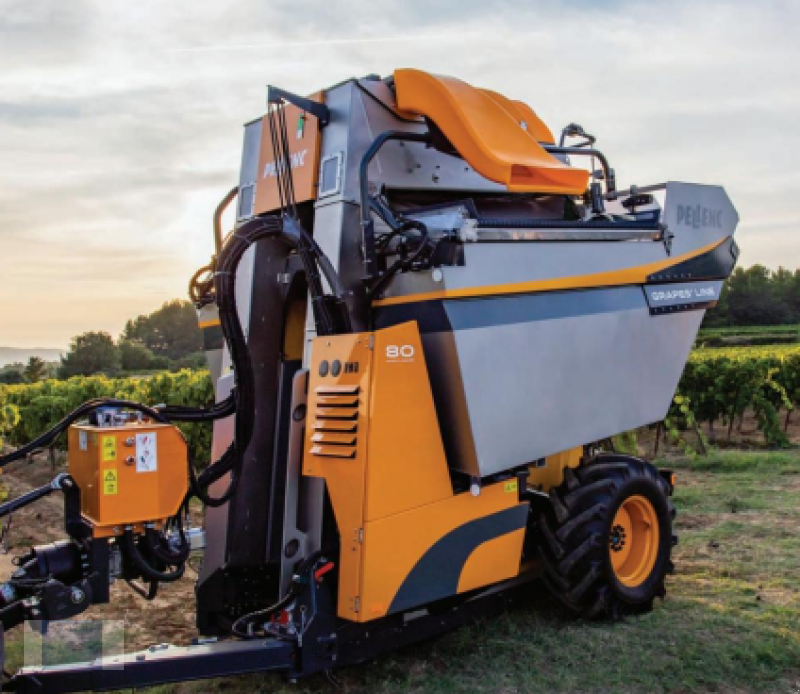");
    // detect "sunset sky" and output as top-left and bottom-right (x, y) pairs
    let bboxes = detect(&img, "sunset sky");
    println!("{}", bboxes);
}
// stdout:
(1, 0), (797, 349)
